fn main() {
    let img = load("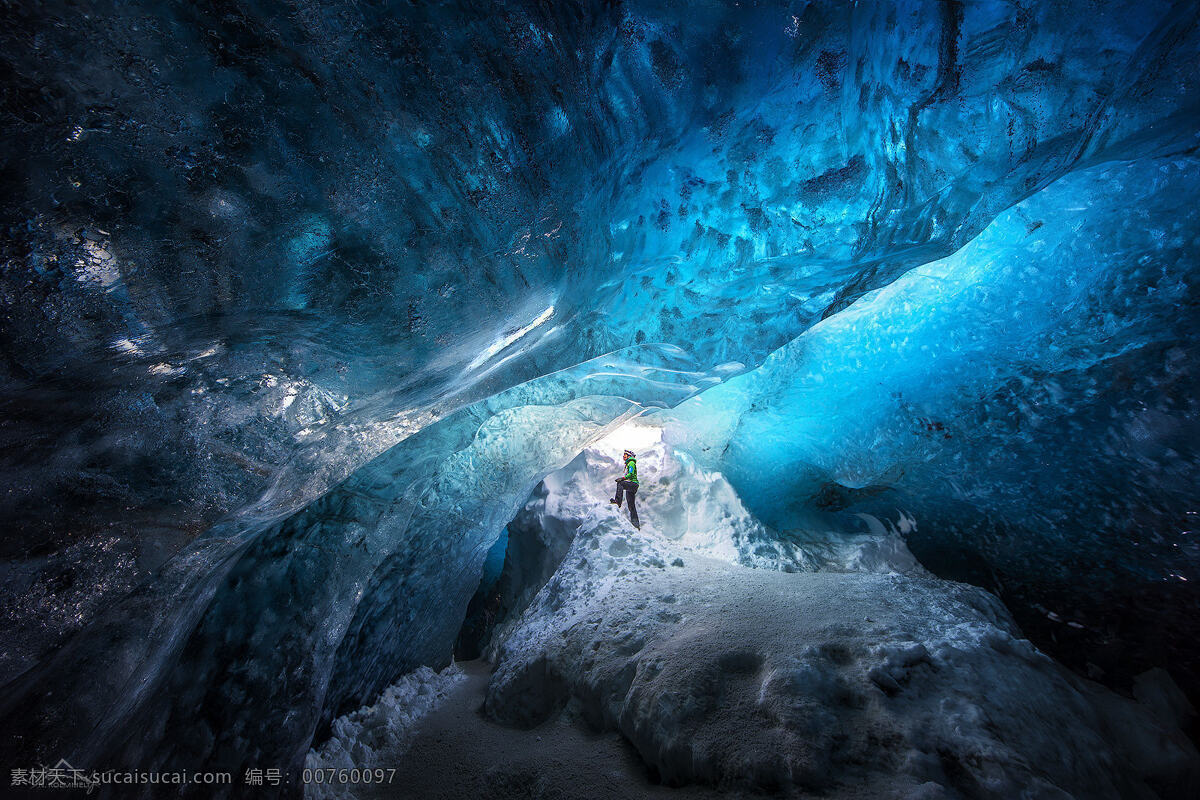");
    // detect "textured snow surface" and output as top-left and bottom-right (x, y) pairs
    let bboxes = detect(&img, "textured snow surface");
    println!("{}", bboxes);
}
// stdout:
(481, 447), (1198, 798)
(305, 664), (465, 800)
